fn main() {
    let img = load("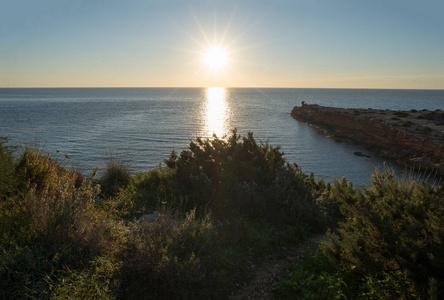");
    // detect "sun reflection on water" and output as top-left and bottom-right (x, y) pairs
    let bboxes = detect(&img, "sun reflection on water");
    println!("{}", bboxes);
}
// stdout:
(204, 87), (229, 138)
